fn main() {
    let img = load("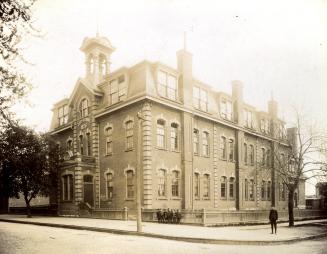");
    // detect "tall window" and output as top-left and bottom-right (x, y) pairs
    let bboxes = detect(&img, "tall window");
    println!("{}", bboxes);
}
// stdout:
(220, 99), (232, 120)
(249, 144), (254, 165)
(58, 105), (68, 126)
(245, 179), (249, 200)
(220, 176), (227, 198)
(158, 70), (177, 100)
(125, 120), (134, 150)
(243, 143), (248, 164)
(267, 181), (271, 201)
(171, 171), (179, 197)
(261, 148), (266, 166)
(249, 179), (254, 200)
(193, 129), (199, 155)
(229, 177), (235, 199)
(106, 173), (113, 199)
(105, 126), (113, 155)
(80, 99), (89, 118)
(228, 139), (234, 161)
(158, 169), (166, 197)
(280, 153), (286, 168)
(266, 149), (271, 167)
(109, 76), (127, 105)
(67, 140), (73, 152)
(243, 109), (253, 128)
(202, 131), (209, 157)
(194, 173), (200, 198)
(281, 183), (286, 201)
(260, 118), (269, 134)
(203, 174), (210, 198)
(193, 86), (208, 112)
(220, 136), (227, 159)
(62, 174), (73, 201)
(86, 132), (91, 156)
(157, 119), (165, 148)
(79, 135), (84, 155)
(170, 123), (179, 151)
(126, 170), (134, 198)
(261, 180), (266, 200)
